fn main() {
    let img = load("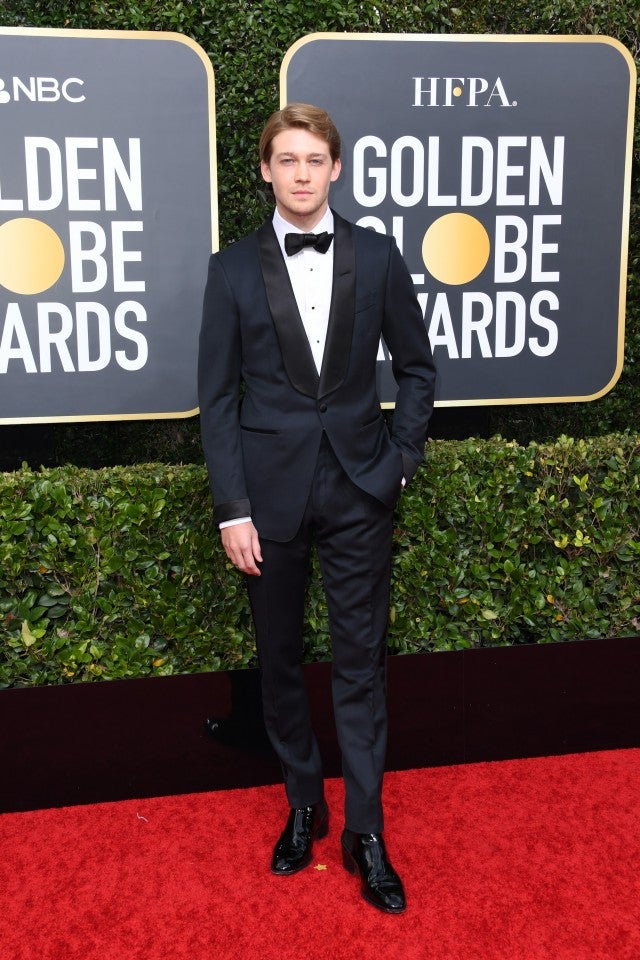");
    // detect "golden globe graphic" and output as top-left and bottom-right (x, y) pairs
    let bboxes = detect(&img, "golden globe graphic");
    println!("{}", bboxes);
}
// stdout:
(422, 214), (491, 286)
(284, 33), (636, 406)
(0, 218), (65, 295)
(0, 27), (216, 423)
